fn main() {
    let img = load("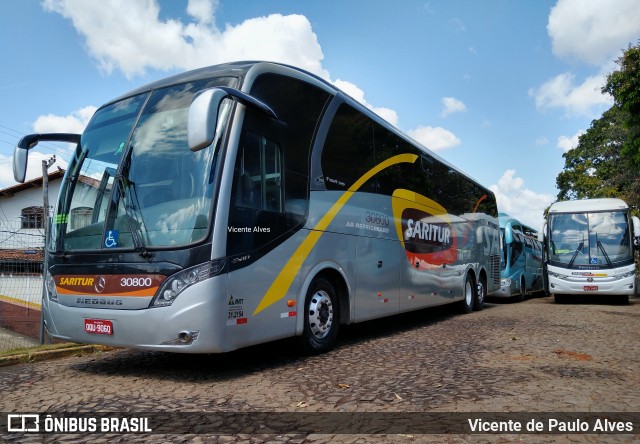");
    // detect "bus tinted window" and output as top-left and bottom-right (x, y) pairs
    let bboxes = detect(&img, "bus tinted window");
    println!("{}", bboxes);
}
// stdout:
(228, 130), (285, 255)
(250, 73), (331, 225)
(373, 122), (415, 195)
(321, 104), (376, 192)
